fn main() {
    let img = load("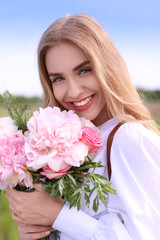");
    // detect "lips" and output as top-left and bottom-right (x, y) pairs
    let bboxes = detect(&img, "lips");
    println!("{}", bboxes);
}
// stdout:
(73, 96), (92, 107)
(69, 94), (95, 112)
